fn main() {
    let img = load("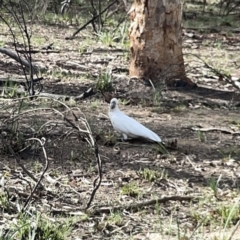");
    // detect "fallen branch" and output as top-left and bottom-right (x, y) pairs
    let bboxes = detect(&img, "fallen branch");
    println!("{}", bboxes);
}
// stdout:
(188, 53), (240, 90)
(93, 195), (196, 215)
(47, 196), (196, 217)
(1, 87), (95, 101)
(191, 126), (240, 135)
(38, 87), (94, 101)
(0, 77), (43, 85)
(17, 49), (60, 54)
(0, 47), (40, 71)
